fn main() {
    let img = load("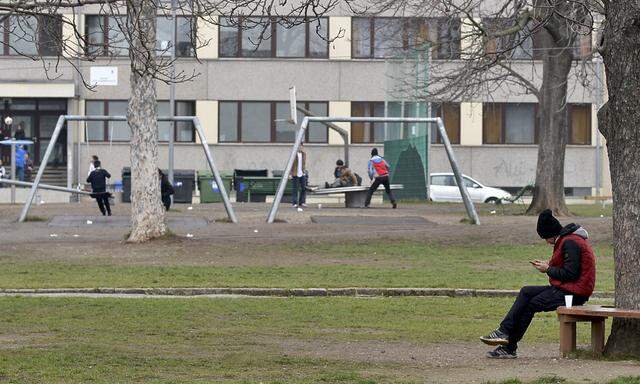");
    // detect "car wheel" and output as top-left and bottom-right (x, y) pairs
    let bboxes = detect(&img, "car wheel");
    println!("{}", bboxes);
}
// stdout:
(485, 197), (501, 204)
